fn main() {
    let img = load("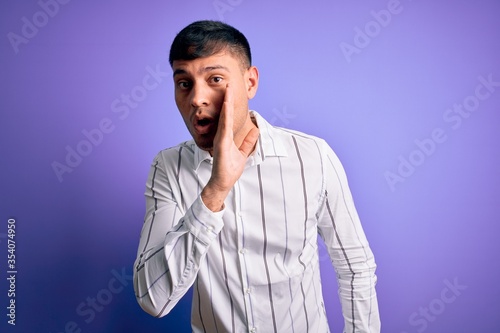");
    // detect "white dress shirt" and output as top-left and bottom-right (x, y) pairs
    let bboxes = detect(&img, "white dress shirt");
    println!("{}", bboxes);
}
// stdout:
(134, 111), (380, 333)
